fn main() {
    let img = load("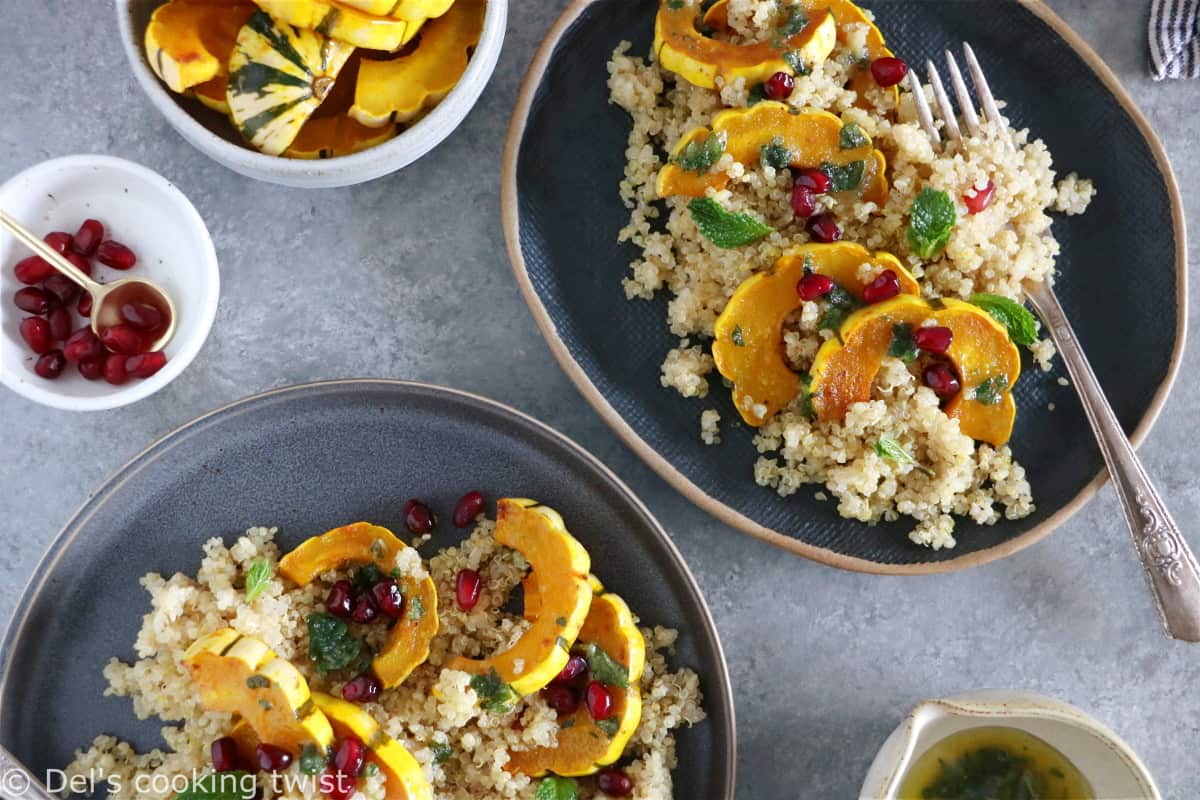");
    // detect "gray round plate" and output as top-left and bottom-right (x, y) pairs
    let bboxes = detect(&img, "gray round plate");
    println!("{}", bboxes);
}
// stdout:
(0, 380), (735, 798)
